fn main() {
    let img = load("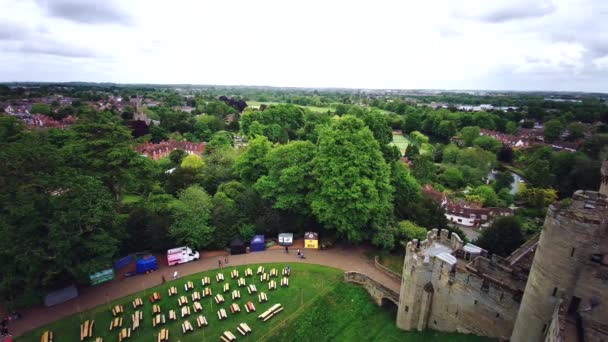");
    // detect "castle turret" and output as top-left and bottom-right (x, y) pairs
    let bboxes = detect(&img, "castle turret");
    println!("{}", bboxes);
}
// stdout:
(601, 160), (608, 195)
(511, 191), (608, 342)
